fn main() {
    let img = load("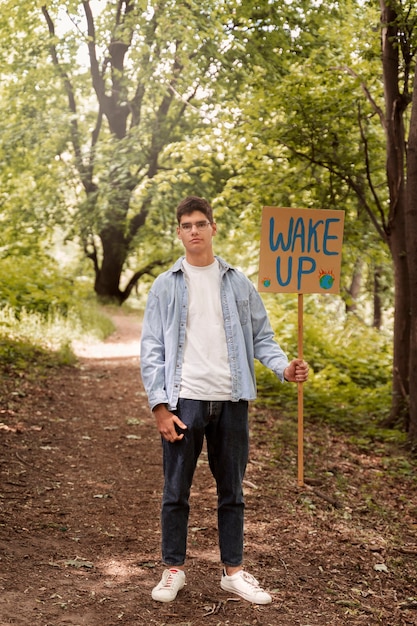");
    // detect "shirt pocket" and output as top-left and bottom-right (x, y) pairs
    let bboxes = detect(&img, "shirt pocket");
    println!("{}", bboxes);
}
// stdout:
(236, 300), (249, 325)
